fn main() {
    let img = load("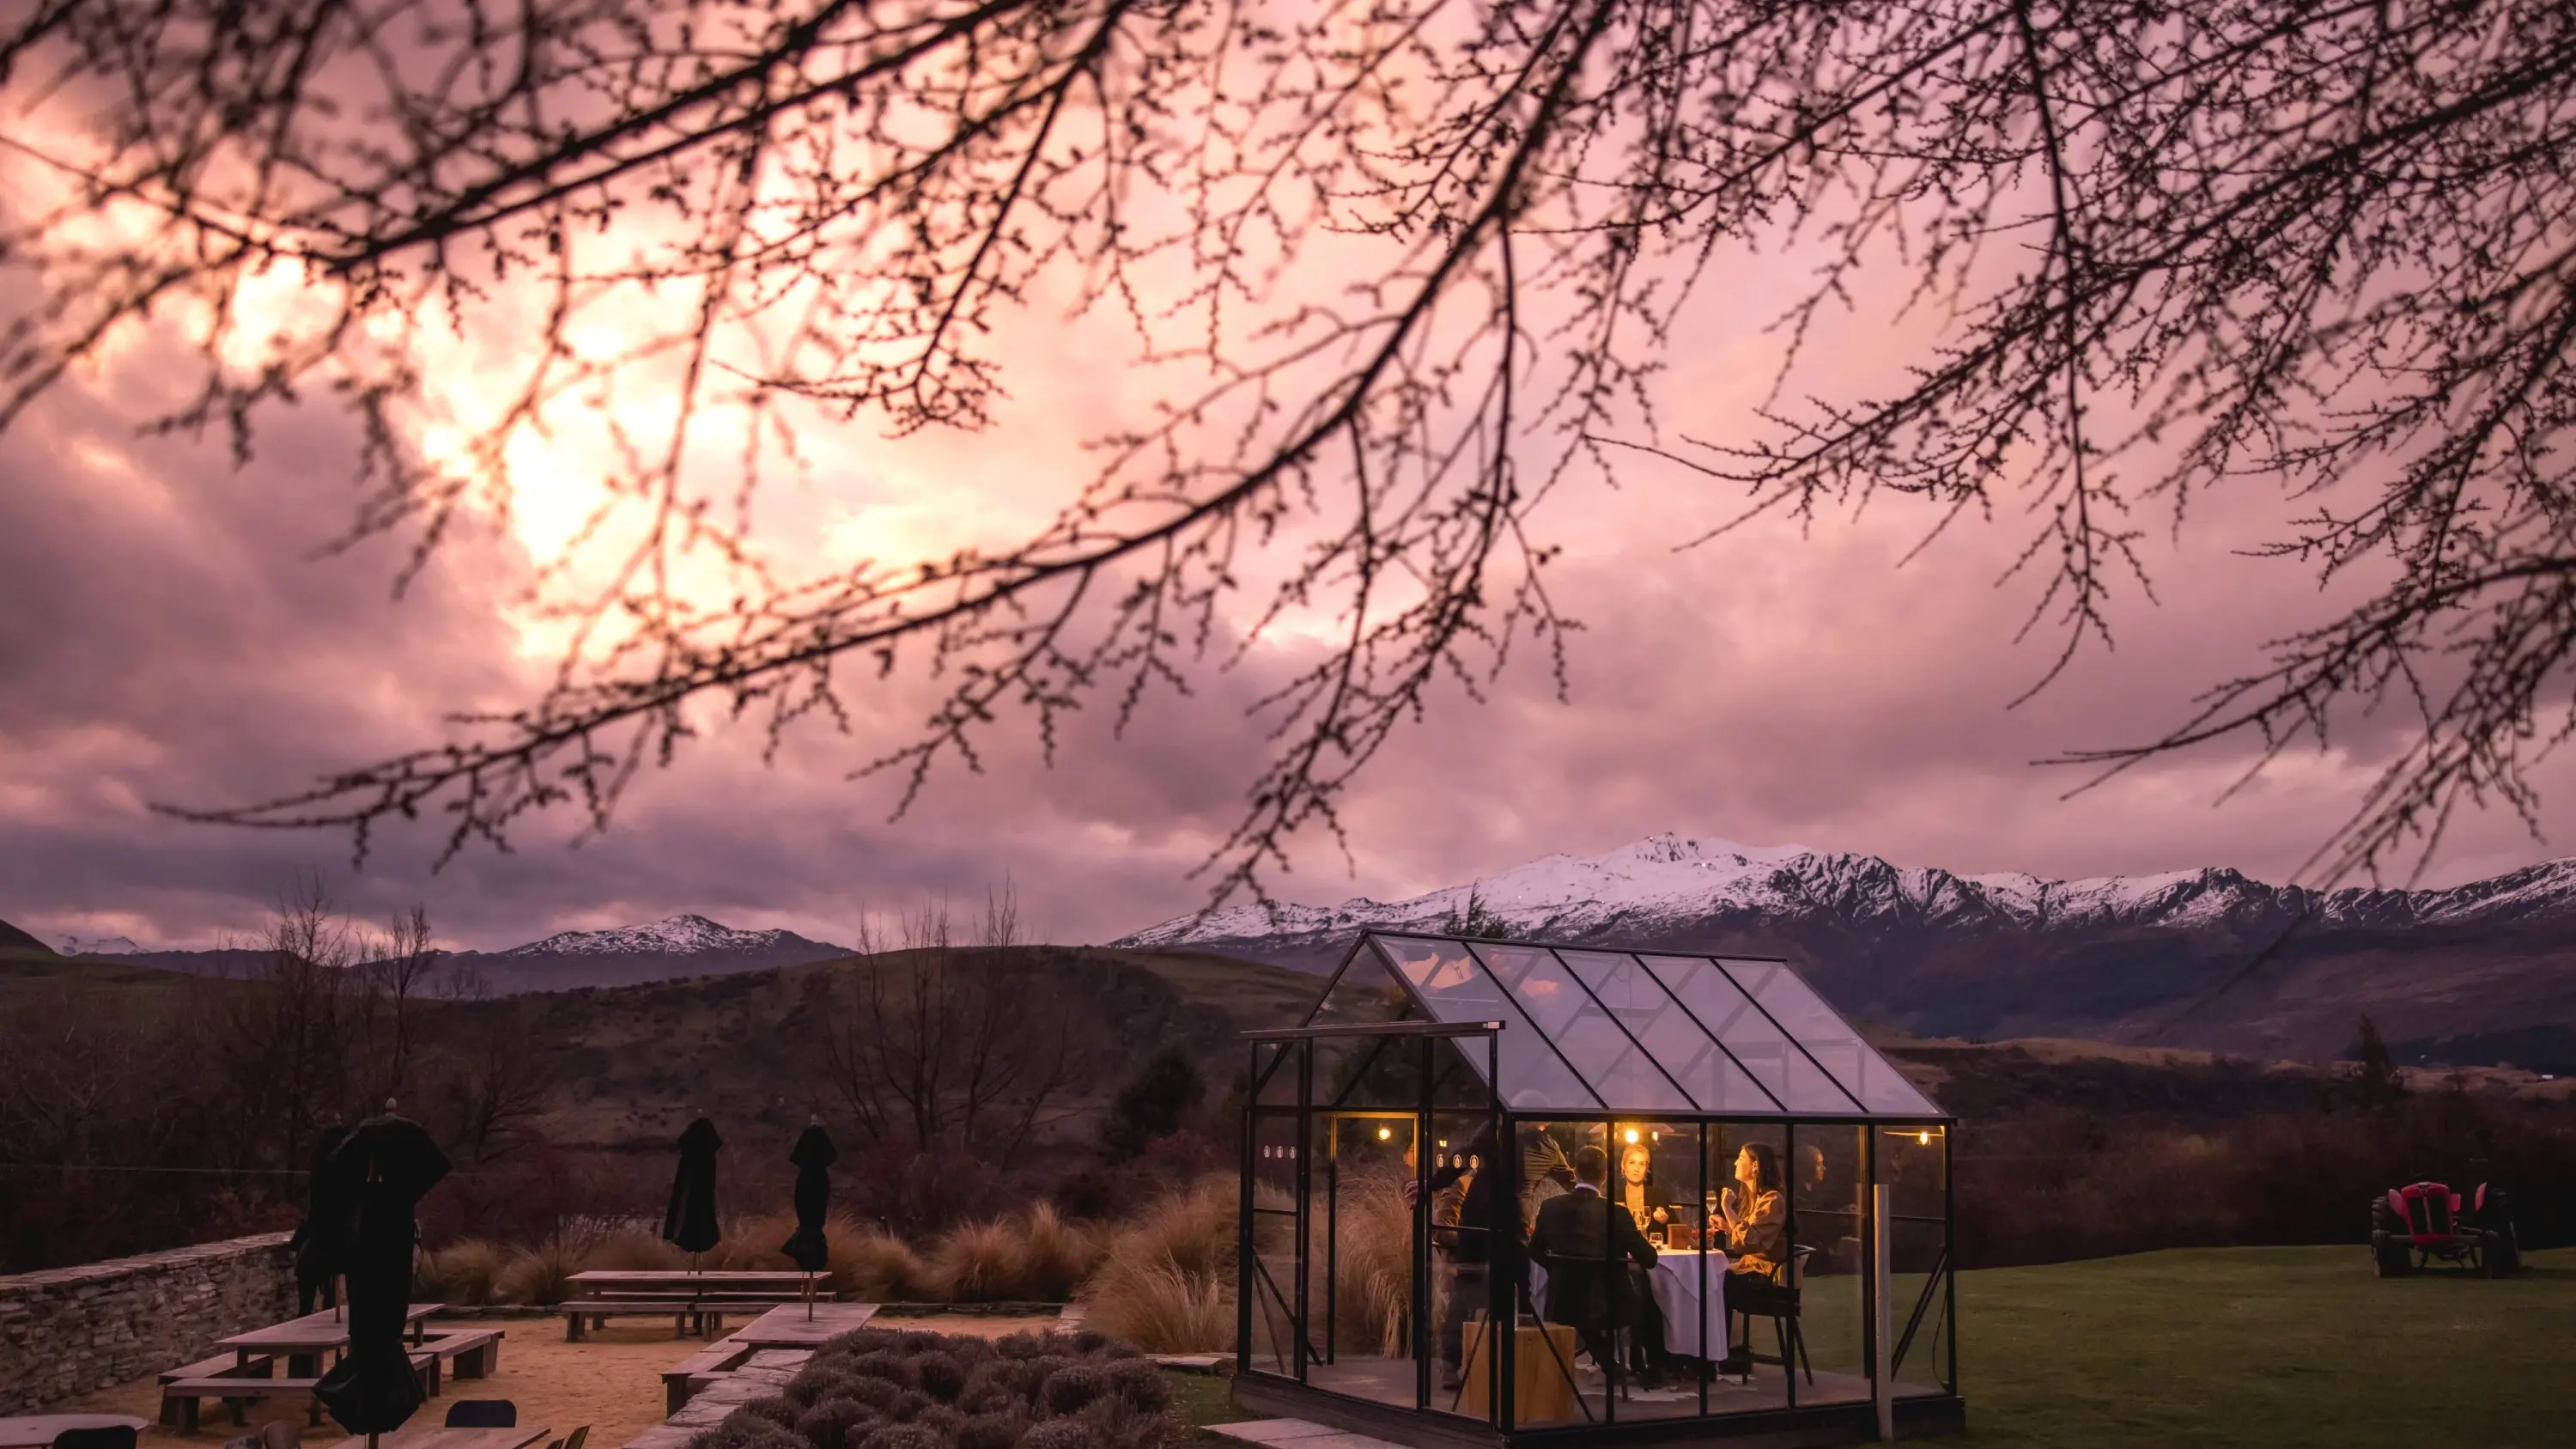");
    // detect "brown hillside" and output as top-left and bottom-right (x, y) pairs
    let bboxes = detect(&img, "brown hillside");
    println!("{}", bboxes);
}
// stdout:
(410, 943), (1324, 1149)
